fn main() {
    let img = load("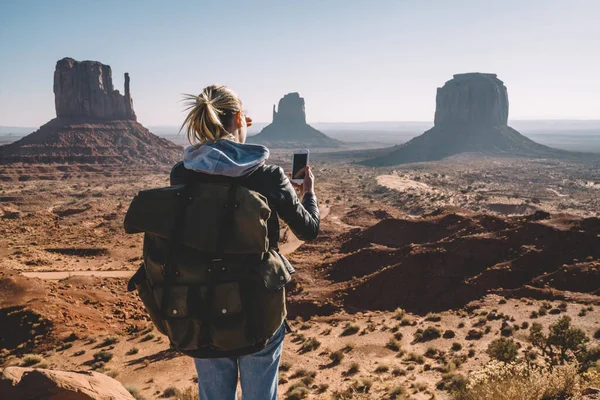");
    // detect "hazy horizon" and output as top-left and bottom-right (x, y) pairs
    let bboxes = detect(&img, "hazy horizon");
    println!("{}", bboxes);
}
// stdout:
(1, 0), (599, 127)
